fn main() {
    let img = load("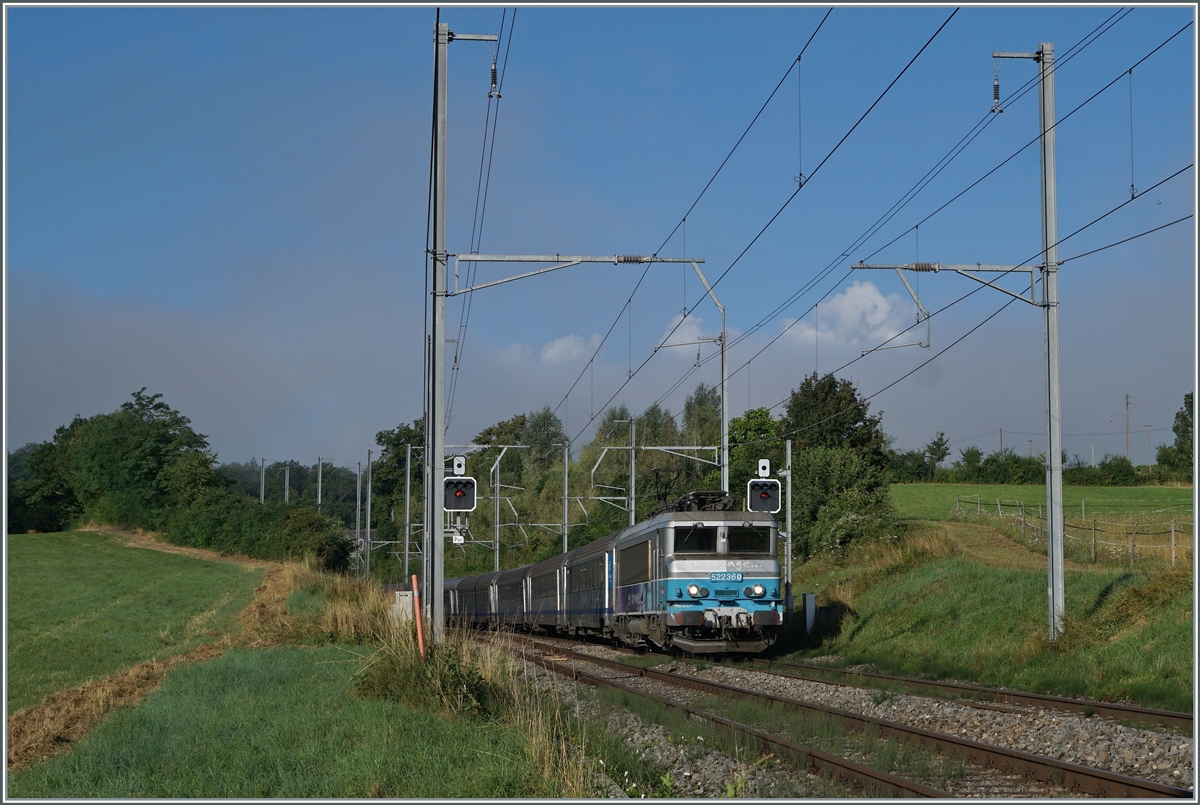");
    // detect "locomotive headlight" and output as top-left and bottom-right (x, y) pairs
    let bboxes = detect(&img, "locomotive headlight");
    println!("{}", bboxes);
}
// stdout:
(744, 584), (766, 598)
(687, 584), (702, 598)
